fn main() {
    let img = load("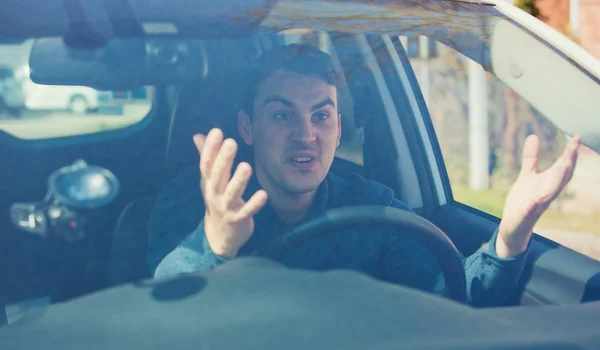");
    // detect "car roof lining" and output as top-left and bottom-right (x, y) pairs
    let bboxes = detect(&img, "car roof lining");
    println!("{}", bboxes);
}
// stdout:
(0, 0), (501, 42)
